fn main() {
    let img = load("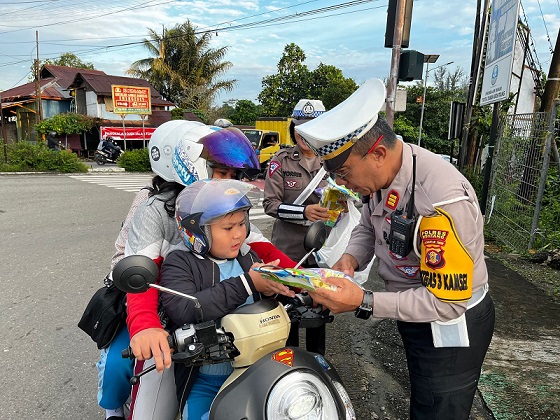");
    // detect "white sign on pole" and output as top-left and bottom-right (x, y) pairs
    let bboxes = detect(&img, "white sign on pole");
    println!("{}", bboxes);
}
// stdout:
(380, 89), (407, 112)
(480, 0), (520, 106)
